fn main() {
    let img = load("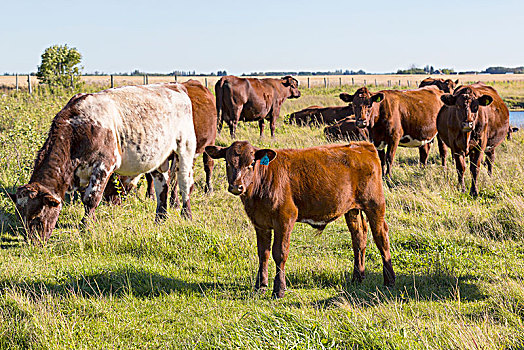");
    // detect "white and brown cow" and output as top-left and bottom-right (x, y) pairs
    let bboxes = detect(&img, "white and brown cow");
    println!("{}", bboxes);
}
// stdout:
(9, 83), (196, 244)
